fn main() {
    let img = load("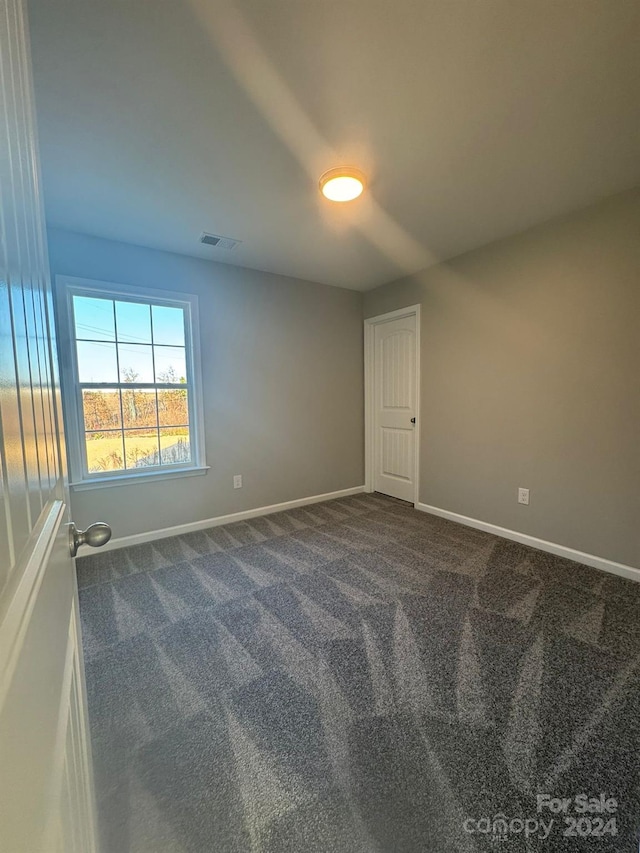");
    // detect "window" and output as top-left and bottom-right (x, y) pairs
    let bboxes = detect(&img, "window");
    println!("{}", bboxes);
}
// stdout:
(58, 277), (206, 488)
